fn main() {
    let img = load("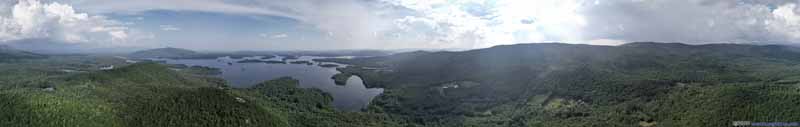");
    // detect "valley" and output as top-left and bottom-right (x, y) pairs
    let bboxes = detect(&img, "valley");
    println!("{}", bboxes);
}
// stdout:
(2, 42), (800, 126)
